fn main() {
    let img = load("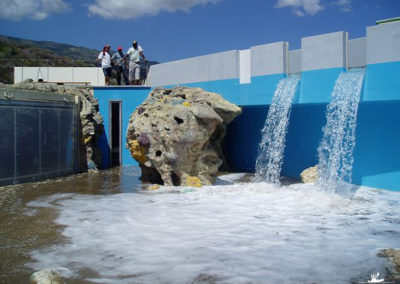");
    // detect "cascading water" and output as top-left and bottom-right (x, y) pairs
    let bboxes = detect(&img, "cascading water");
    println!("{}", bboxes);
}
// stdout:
(317, 68), (366, 195)
(254, 74), (300, 184)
